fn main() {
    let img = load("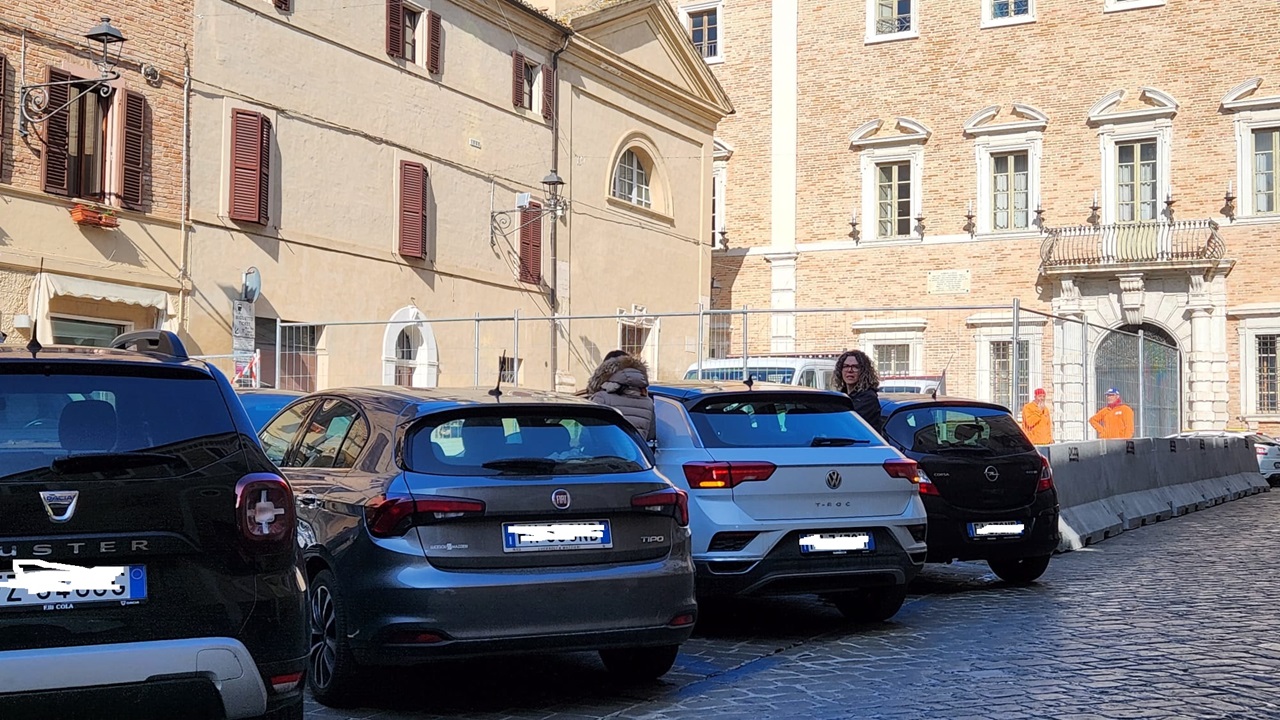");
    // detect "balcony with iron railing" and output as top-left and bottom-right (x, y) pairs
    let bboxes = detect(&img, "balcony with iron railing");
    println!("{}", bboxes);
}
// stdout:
(1040, 219), (1227, 274)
